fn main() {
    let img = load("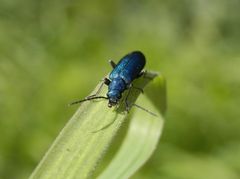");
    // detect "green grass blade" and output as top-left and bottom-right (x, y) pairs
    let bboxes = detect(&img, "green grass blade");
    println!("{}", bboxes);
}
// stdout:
(29, 72), (166, 179)
(97, 75), (166, 179)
